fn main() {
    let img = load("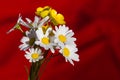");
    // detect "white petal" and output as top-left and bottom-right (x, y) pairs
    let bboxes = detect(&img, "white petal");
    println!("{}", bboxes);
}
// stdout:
(35, 41), (41, 45)
(25, 31), (30, 36)
(55, 26), (58, 31)
(39, 56), (43, 60)
(71, 53), (79, 62)
(45, 27), (52, 36)
(29, 59), (32, 62)
(31, 48), (34, 53)
(68, 58), (74, 66)
(54, 39), (58, 43)
(58, 43), (64, 48)
(25, 54), (30, 59)
(65, 30), (72, 35)
(38, 49), (41, 54)
(18, 16), (30, 28)
(19, 44), (29, 50)
(59, 49), (62, 54)
(36, 28), (43, 39)
(33, 16), (40, 28)
(35, 48), (38, 53)
(50, 48), (55, 53)
(38, 16), (49, 28)
(63, 58), (67, 63)
(25, 51), (30, 55)
(25, 18), (32, 23)
(20, 36), (29, 43)
(53, 30), (56, 34)
(34, 16), (40, 23)
(66, 32), (74, 37)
